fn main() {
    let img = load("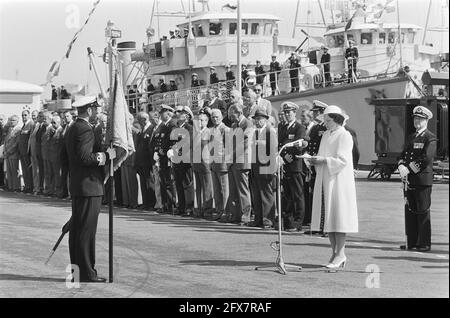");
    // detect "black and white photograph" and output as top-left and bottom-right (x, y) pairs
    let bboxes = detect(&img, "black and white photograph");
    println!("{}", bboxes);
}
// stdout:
(0, 0), (448, 303)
